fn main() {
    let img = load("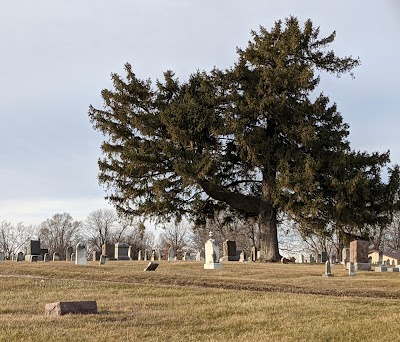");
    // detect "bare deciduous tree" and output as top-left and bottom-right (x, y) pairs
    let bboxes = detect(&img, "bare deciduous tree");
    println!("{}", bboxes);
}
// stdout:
(38, 213), (81, 258)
